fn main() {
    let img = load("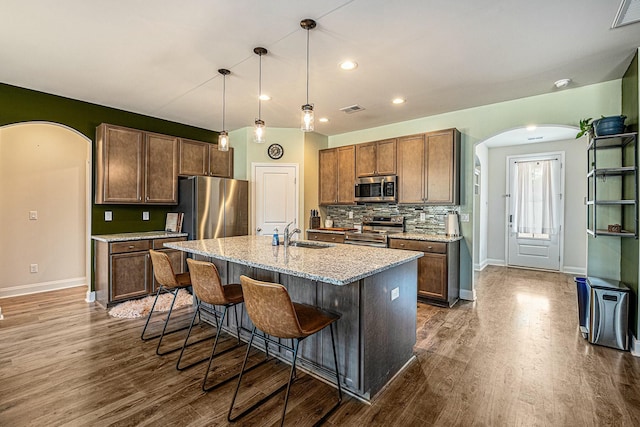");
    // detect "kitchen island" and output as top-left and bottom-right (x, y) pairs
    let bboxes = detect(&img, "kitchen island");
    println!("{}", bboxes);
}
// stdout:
(165, 235), (422, 401)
